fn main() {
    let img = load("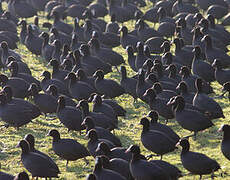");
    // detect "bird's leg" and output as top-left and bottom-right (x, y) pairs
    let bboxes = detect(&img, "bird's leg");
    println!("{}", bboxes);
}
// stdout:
(46, 114), (57, 120)
(66, 160), (69, 168)
(83, 157), (89, 166)
(145, 154), (159, 160)
(165, 119), (168, 124)
(193, 132), (197, 140)
(199, 175), (202, 180)
(184, 133), (194, 139)
(160, 155), (163, 160)
(115, 66), (120, 73)
(0, 124), (9, 128)
(215, 91), (227, 99)
(133, 98), (137, 104)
